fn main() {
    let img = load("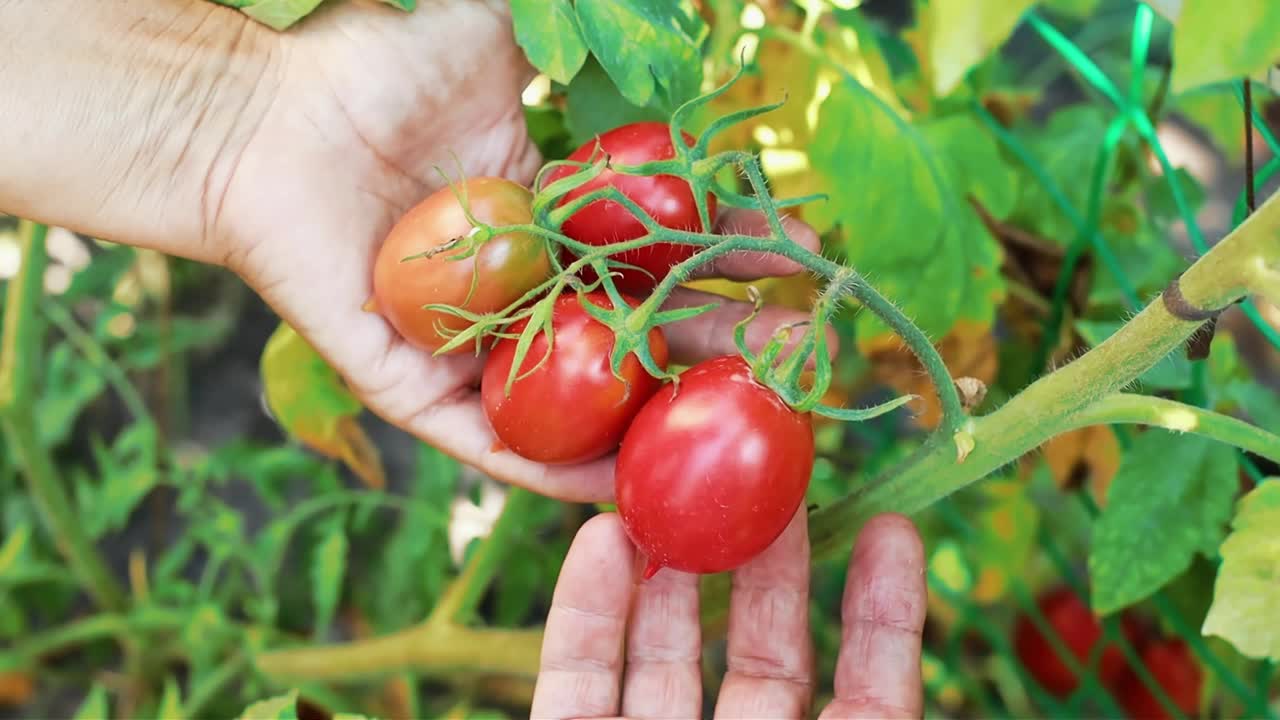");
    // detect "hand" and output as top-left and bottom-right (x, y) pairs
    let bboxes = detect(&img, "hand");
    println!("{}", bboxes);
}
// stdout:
(2, 0), (826, 503)
(530, 510), (927, 719)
